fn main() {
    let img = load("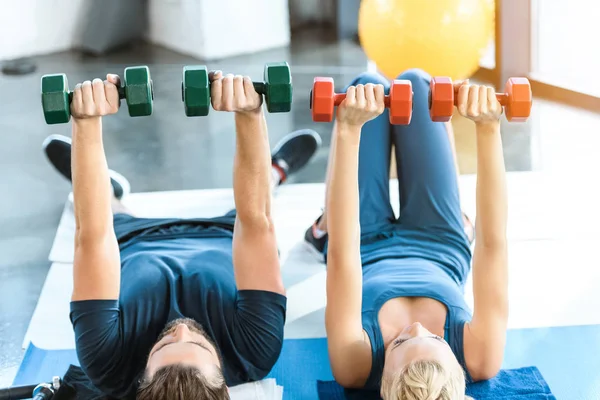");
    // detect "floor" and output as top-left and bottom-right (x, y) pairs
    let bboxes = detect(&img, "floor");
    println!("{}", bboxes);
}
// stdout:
(1, 27), (600, 388)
